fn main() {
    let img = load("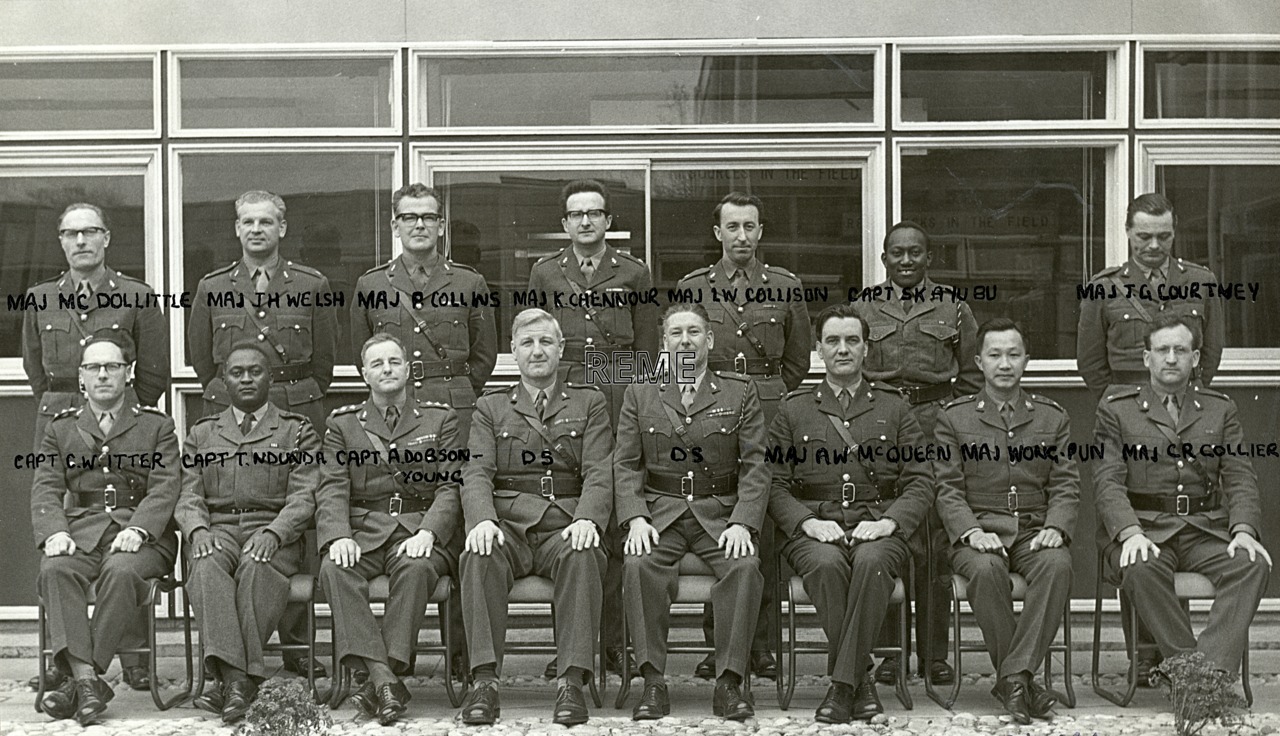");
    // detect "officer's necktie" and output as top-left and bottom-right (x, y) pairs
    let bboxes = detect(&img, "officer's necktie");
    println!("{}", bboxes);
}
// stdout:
(1000, 402), (1014, 429)
(681, 384), (696, 411)
(385, 405), (400, 431)
(1149, 267), (1166, 293)
(98, 411), (113, 436)
(240, 410), (255, 437)
(535, 390), (548, 423)
(253, 268), (269, 294)
(732, 269), (748, 294)
(77, 280), (92, 303)
(1164, 394), (1180, 424)
(838, 389), (851, 413)
(410, 265), (429, 291)
(581, 258), (595, 283)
